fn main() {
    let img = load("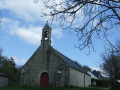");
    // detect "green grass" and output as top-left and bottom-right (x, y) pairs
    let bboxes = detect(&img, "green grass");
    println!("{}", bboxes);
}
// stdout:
(0, 84), (109, 90)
